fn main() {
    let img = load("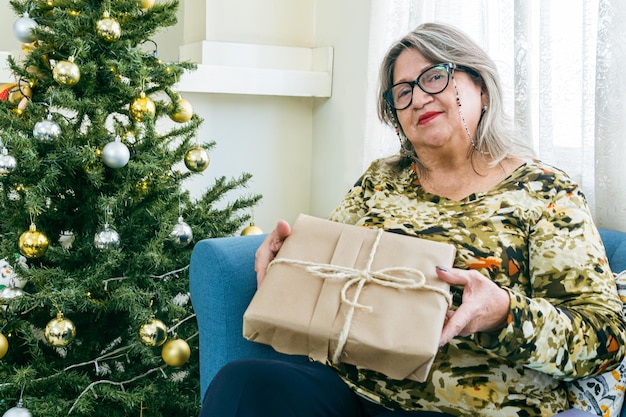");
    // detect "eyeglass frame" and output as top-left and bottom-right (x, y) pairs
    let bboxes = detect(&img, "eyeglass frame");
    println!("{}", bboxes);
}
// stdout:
(383, 62), (475, 110)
